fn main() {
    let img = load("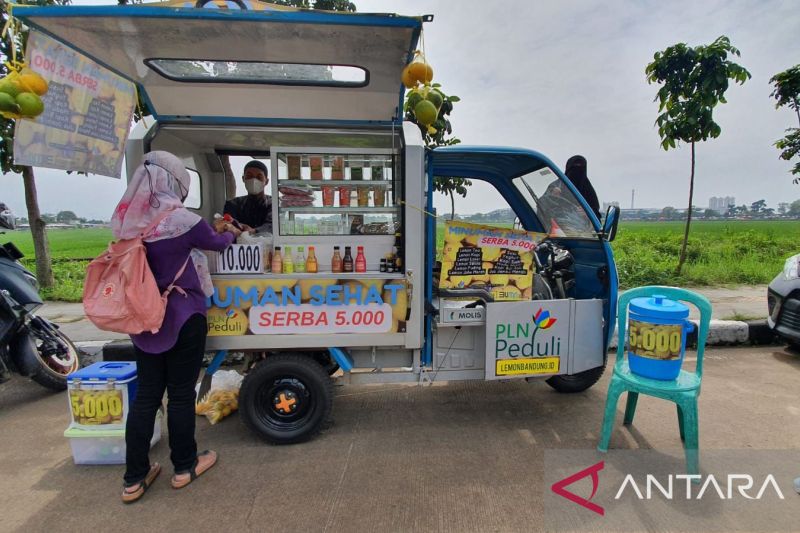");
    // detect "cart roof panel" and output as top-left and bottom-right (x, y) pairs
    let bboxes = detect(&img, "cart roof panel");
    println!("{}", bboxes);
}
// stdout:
(15, 5), (423, 124)
(431, 146), (552, 181)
